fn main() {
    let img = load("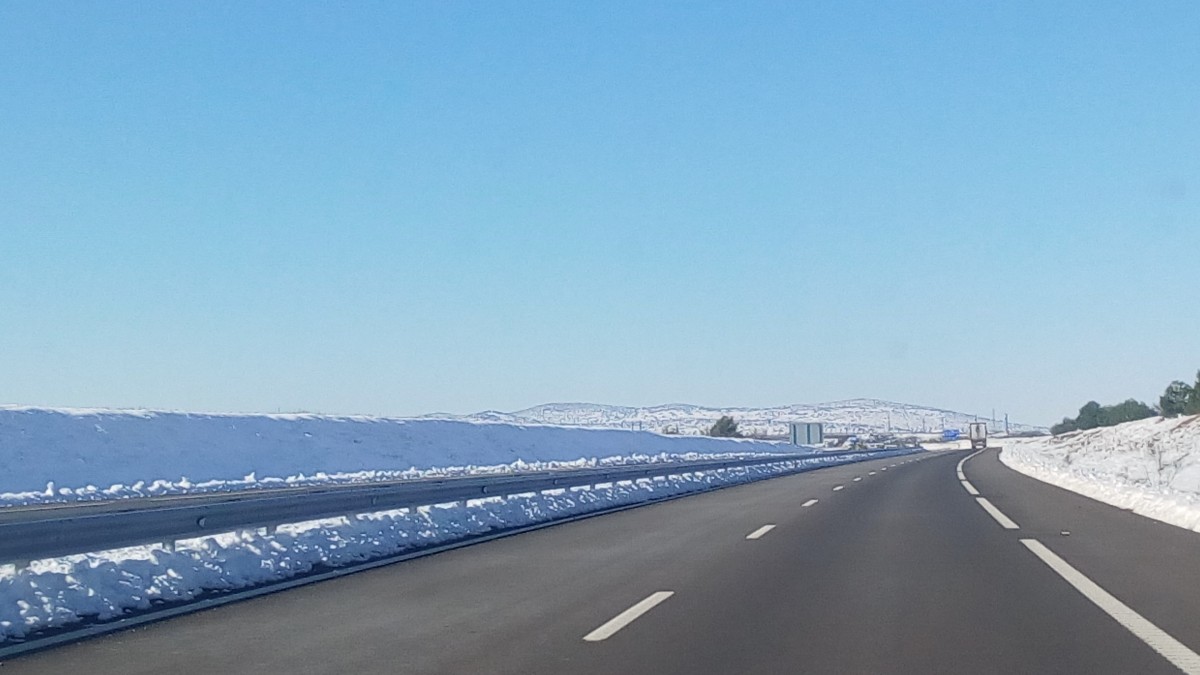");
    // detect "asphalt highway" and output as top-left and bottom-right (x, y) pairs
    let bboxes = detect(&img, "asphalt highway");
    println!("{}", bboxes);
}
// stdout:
(6, 448), (1200, 674)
